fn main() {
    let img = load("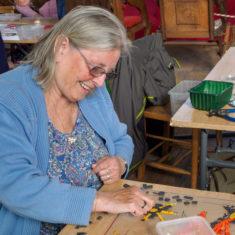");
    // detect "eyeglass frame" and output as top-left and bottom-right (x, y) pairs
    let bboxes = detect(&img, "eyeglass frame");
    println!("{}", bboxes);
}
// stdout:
(77, 48), (118, 80)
